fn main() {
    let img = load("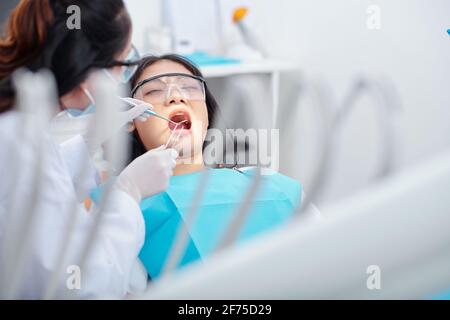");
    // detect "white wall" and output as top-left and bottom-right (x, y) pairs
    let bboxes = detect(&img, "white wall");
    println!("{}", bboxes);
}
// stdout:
(249, 0), (450, 161)
(125, 0), (450, 204)
(124, 0), (163, 52)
